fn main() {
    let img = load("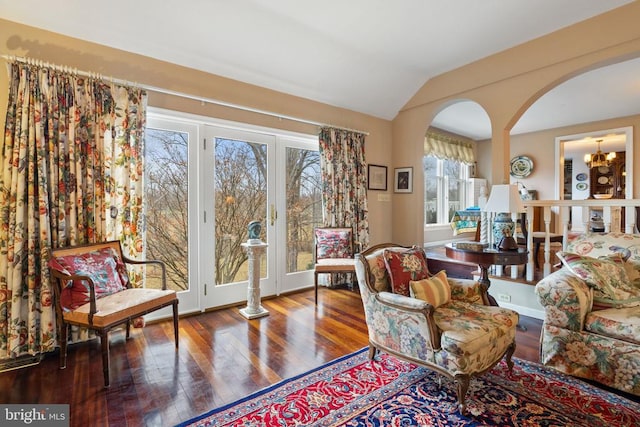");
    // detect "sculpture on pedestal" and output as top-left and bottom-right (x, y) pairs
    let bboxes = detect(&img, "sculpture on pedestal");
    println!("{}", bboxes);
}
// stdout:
(239, 221), (269, 319)
(248, 220), (262, 243)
